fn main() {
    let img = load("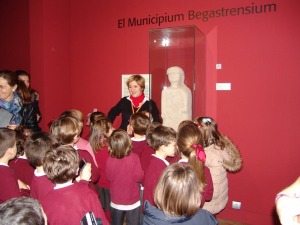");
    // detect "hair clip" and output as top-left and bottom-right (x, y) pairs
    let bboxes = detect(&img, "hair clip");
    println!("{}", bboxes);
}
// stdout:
(202, 118), (212, 123)
(191, 144), (206, 163)
(99, 135), (105, 140)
